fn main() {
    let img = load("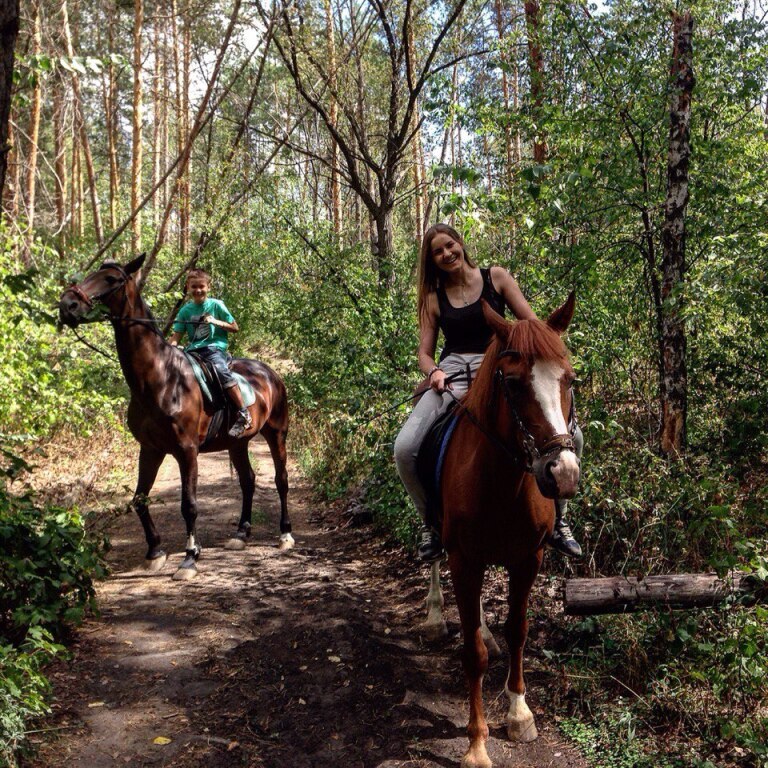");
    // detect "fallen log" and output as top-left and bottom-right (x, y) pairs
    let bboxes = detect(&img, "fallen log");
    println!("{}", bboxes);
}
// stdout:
(563, 573), (765, 616)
